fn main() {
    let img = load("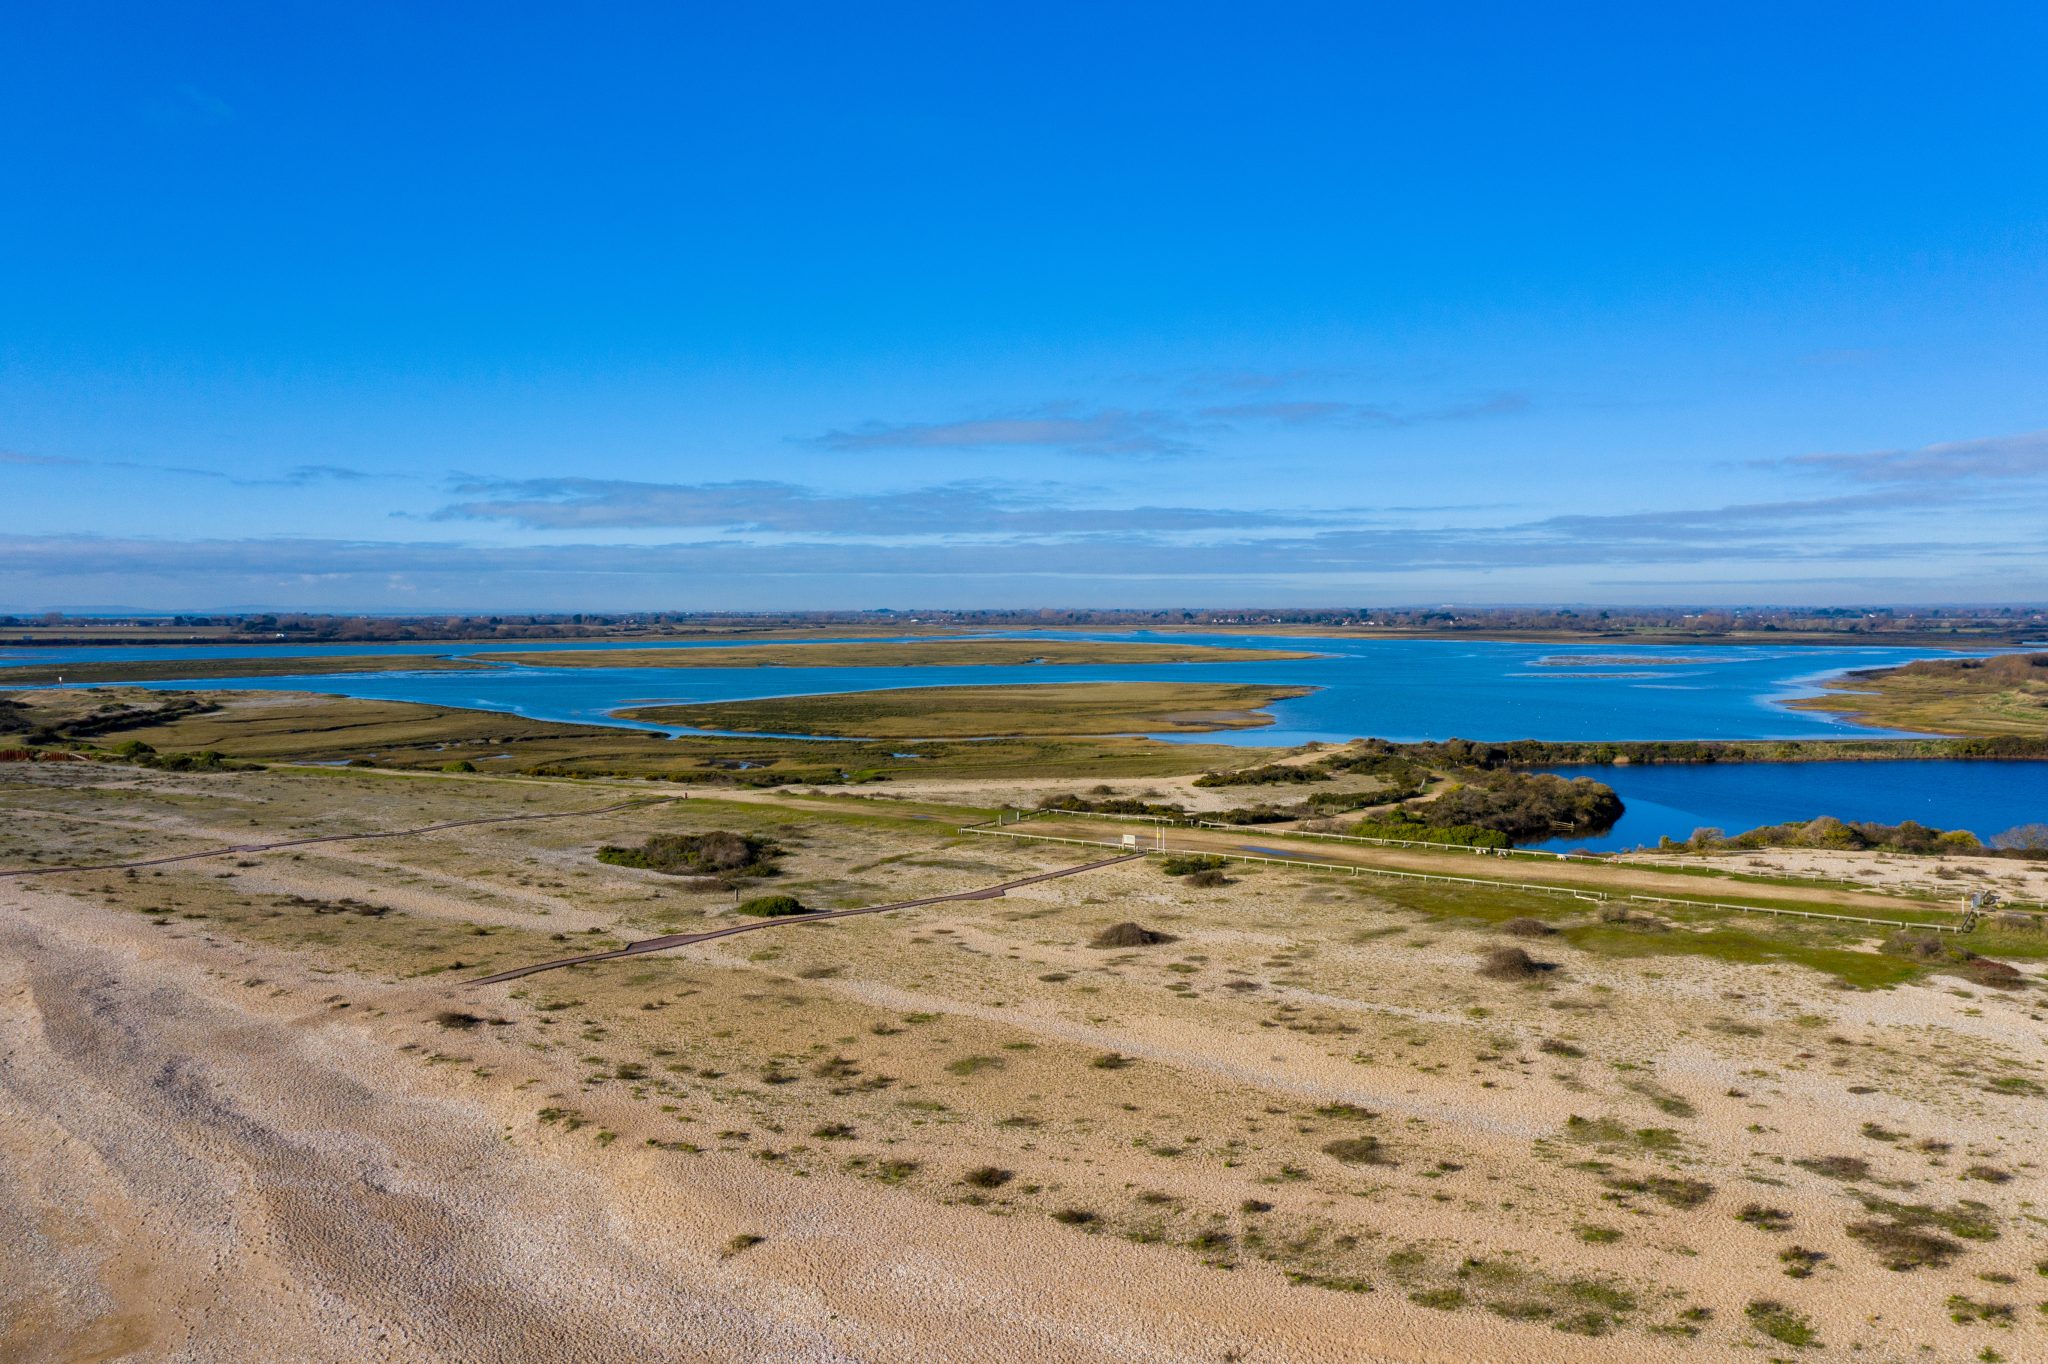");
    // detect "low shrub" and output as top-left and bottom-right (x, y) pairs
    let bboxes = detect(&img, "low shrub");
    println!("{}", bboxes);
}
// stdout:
(1089, 921), (1175, 948)
(1778, 1246), (1825, 1279)
(1353, 813), (1510, 849)
(1417, 769), (1624, 842)
(1321, 1136), (1395, 1166)
(1602, 1172), (1714, 1209)
(1743, 1299), (1818, 1347)
(1194, 763), (1329, 787)
(1477, 946), (1556, 981)
(1845, 1217), (1964, 1270)
(598, 830), (781, 880)
(1038, 793), (1185, 818)
(734, 894), (809, 917)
